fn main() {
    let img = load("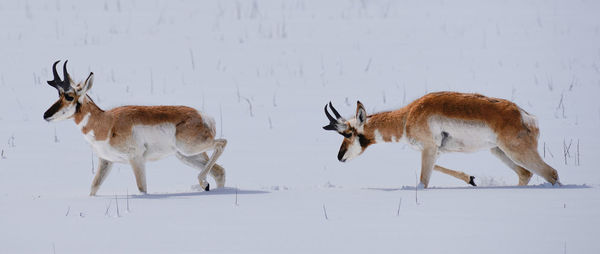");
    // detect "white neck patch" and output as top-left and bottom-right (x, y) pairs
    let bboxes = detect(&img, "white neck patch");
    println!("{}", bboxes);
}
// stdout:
(373, 129), (385, 144)
(76, 113), (91, 130)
